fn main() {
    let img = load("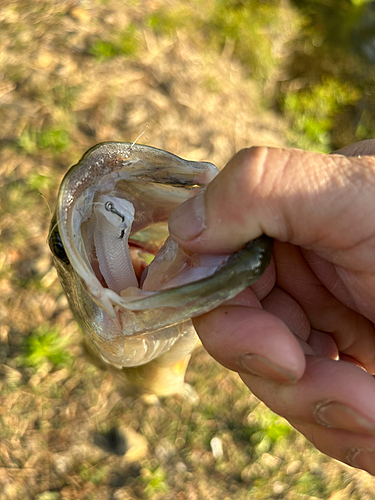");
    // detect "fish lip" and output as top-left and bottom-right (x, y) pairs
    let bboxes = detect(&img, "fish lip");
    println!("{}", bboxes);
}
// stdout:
(54, 142), (273, 333)
(52, 143), (274, 368)
(115, 236), (273, 309)
(83, 236), (274, 331)
(56, 142), (219, 319)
